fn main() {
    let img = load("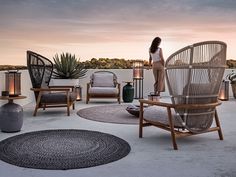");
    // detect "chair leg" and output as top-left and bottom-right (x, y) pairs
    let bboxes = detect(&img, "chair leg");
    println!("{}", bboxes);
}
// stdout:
(215, 110), (223, 140)
(67, 109), (70, 116)
(66, 92), (70, 116)
(72, 103), (75, 110)
(33, 106), (39, 117)
(139, 103), (144, 138)
(33, 92), (42, 116)
(167, 107), (178, 150)
(86, 95), (89, 104)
